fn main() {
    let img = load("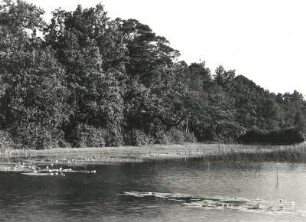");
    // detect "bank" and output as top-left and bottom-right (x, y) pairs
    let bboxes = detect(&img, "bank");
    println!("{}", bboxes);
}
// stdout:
(1, 142), (306, 164)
